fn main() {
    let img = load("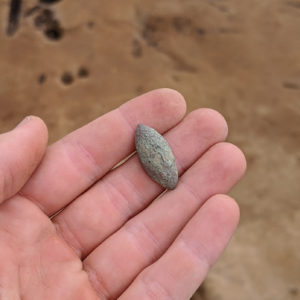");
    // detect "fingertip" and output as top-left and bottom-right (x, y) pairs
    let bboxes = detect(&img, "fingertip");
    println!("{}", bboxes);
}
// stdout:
(120, 88), (187, 133)
(11, 116), (48, 177)
(16, 116), (48, 158)
(186, 108), (228, 142)
(0, 116), (49, 202)
(193, 193), (240, 265)
(32, 116), (49, 160)
(153, 88), (187, 116)
(145, 89), (187, 132)
(30, 116), (48, 145)
(223, 143), (247, 177)
(209, 194), (240, 230)
(15, 115), (48, 135)
(211, 142), (247, 181)
(202, 108), (228, 140)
